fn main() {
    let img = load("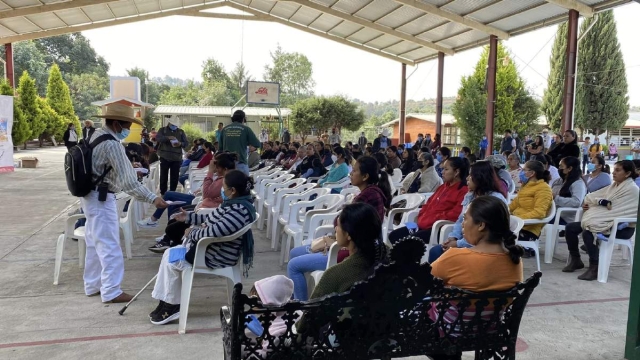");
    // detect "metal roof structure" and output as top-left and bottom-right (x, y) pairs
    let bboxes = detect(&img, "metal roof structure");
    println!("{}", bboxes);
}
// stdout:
(0, 0), (632, 65)
(154, 105), (291, 116)
(91, 96), (154, 107)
